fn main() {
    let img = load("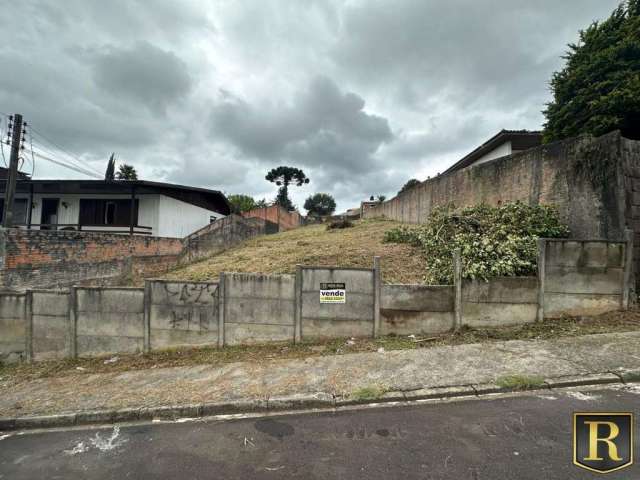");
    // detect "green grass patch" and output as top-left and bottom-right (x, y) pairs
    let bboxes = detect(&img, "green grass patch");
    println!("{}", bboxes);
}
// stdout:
(350, 385), (388, 401)
(496, 374), (545, 391)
